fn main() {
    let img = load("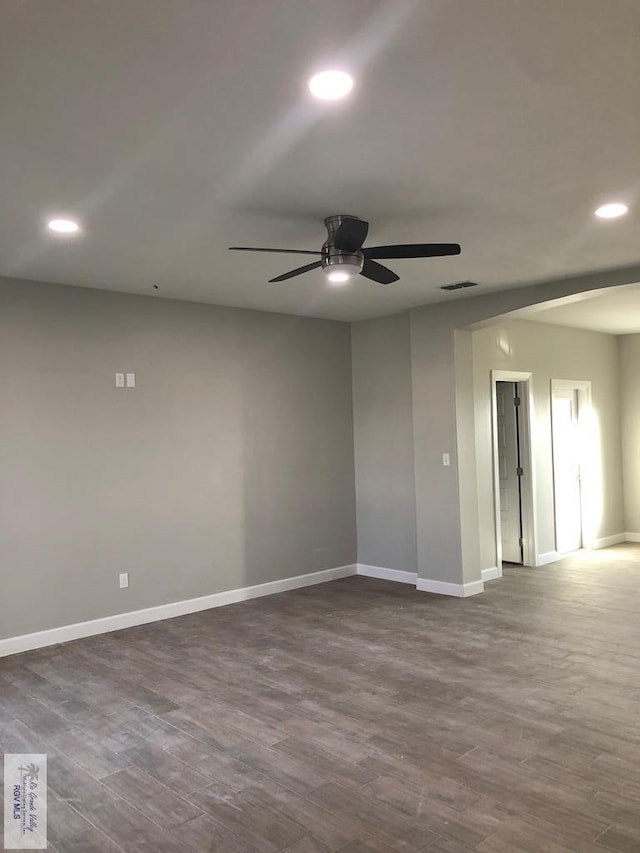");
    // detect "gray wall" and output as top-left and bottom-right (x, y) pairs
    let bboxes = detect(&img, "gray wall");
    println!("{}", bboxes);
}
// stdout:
(453, 329), (482, 585)
(621, 334), (640, 535)
(0, 278), (356, 639)
(473, 319), (624, 569)
(5, 262), (640, 640)
(410, 309), (464, 583)
(351, 313), (417, 573)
